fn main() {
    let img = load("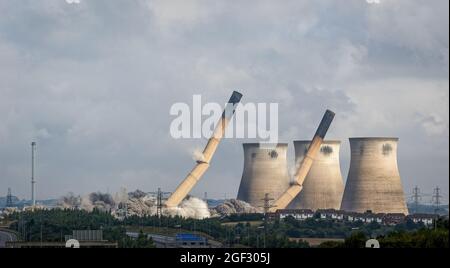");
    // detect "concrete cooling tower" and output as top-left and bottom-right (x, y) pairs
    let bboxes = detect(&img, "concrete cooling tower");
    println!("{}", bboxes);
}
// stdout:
(340, 137), (408, 215)
(289, 140), (344, 210)
(237, 143), (290, 208)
